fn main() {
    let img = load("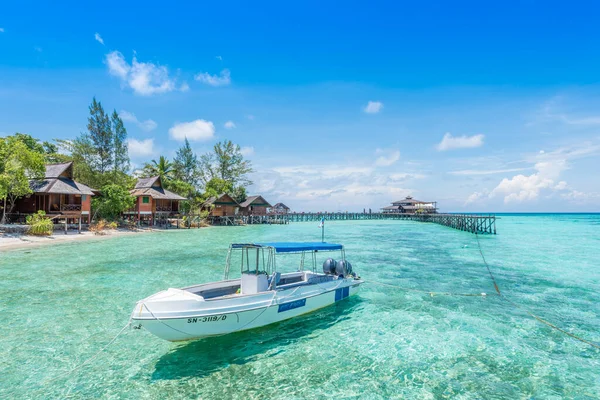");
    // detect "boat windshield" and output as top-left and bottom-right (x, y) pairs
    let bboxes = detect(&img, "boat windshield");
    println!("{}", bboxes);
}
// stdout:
(224, 242), (345, 279)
